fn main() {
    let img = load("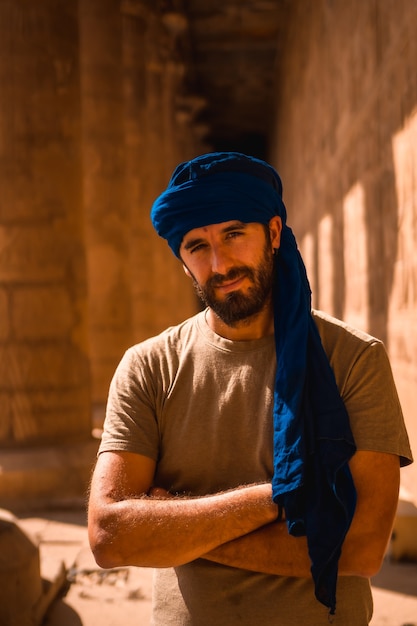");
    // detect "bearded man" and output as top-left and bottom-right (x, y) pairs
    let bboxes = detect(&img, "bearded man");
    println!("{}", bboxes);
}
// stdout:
(88, 152), (412, 626)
